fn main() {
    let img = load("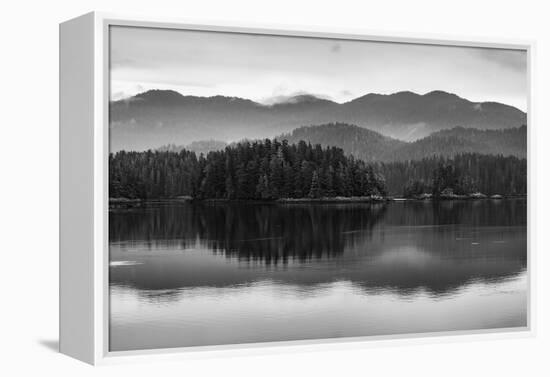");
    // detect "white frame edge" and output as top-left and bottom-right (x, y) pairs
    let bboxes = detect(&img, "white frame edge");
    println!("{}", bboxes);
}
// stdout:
(59, 11), (536, 365)
(59, 12), (96, 364)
